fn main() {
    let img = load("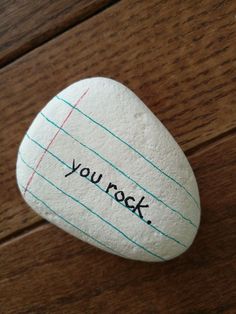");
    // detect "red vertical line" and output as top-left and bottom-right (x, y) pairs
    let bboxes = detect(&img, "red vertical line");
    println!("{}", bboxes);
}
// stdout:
(23, 88), (89, 196)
